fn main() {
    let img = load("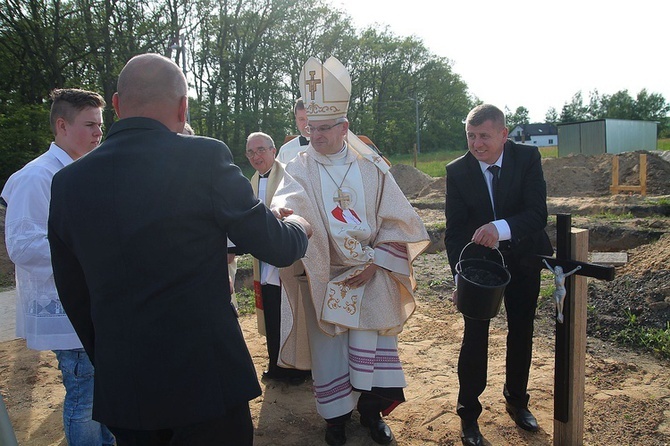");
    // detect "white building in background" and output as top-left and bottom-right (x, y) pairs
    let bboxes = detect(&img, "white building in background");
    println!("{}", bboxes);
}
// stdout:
(508, 123), (558, 147)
